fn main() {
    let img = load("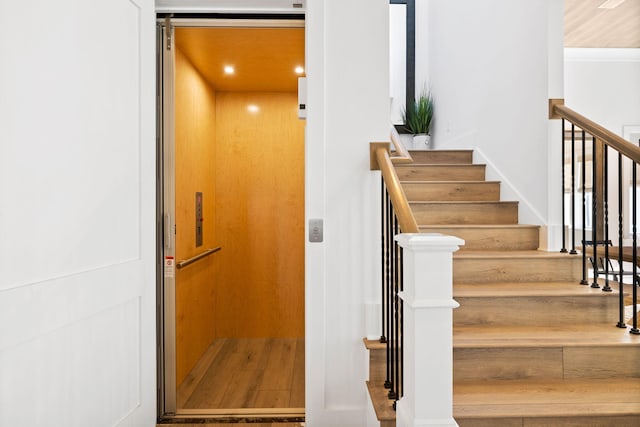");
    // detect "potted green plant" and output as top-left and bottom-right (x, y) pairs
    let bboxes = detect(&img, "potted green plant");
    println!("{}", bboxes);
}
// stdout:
(403, 88), (434, 148)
